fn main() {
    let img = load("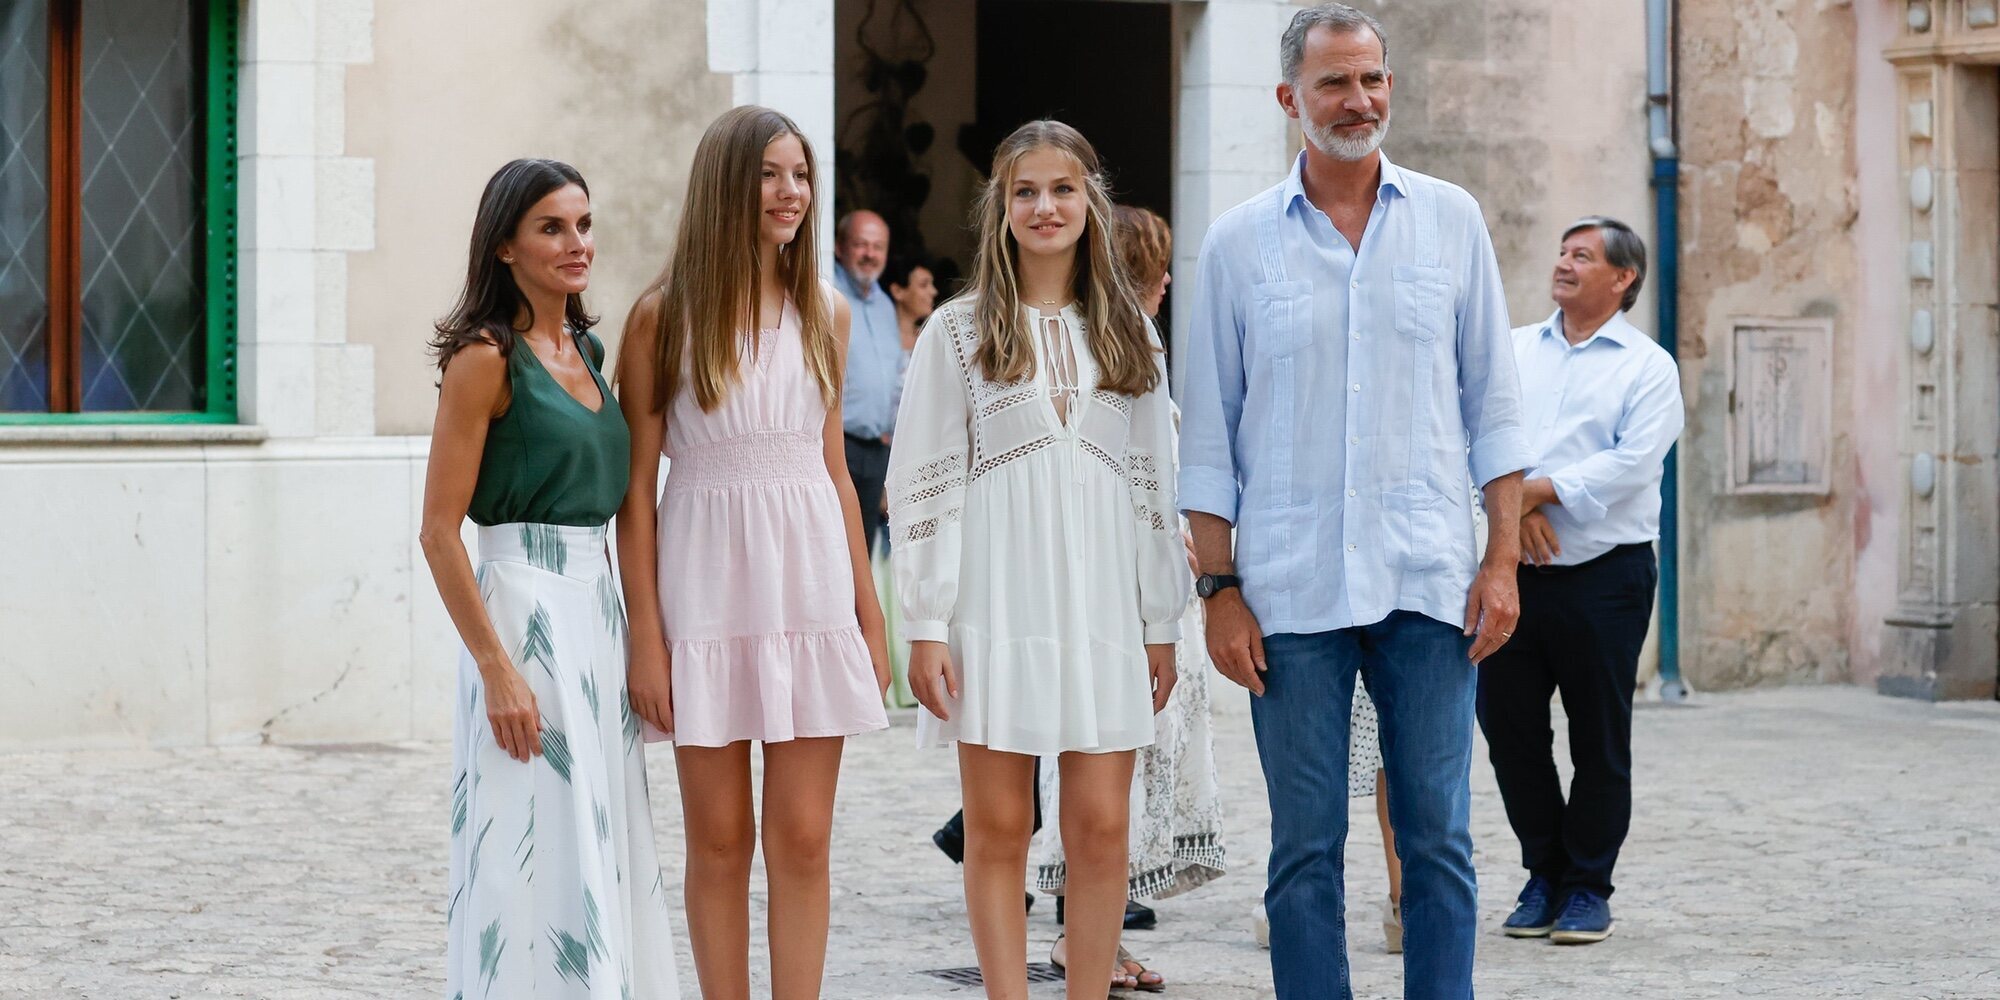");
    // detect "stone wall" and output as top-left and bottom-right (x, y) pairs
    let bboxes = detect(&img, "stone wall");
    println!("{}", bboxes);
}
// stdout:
(1674, 0), (1861, 689)
(345, 0), (730, 436)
